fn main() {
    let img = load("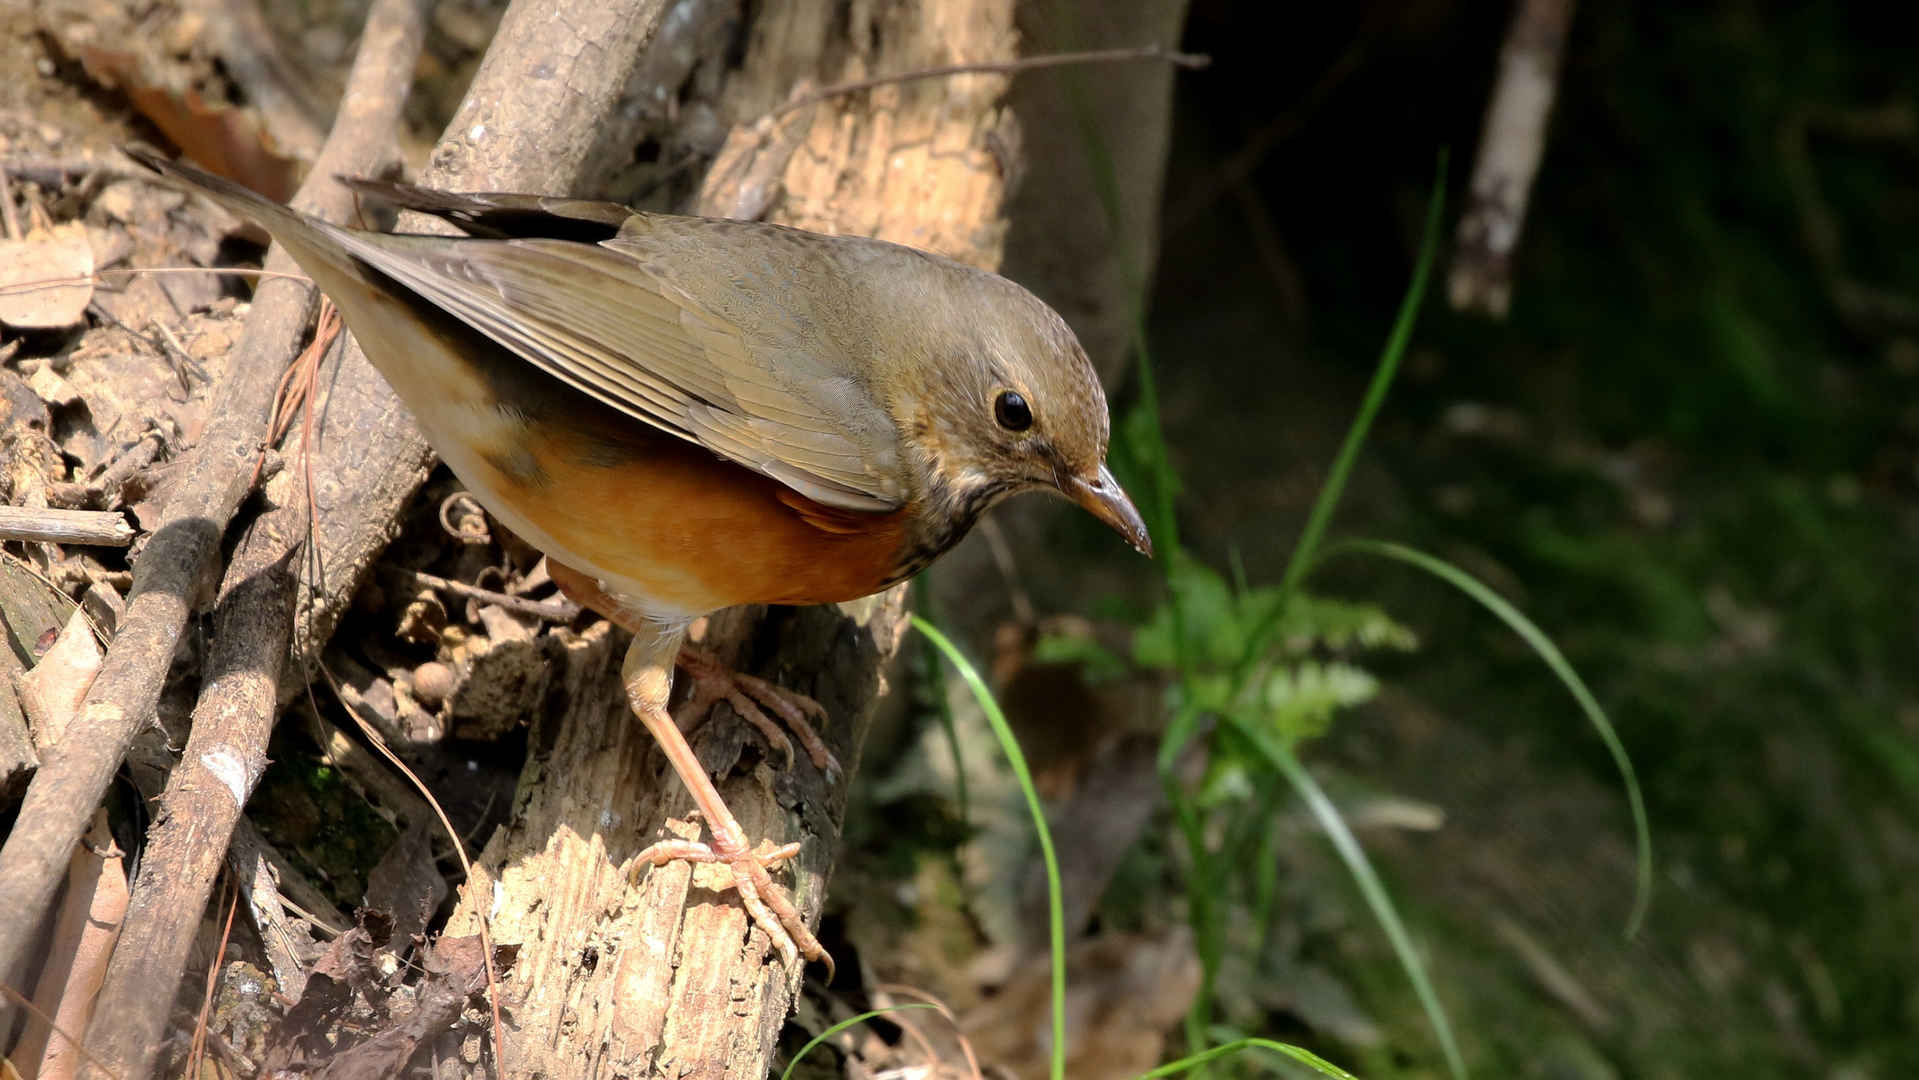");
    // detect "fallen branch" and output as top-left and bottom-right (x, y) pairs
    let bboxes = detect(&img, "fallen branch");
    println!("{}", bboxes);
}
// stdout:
(388, 565), (581, 622)
(0, 0), (427, 1063)
(81, 528), (304, 1076)
(0, 506), (134, 547)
